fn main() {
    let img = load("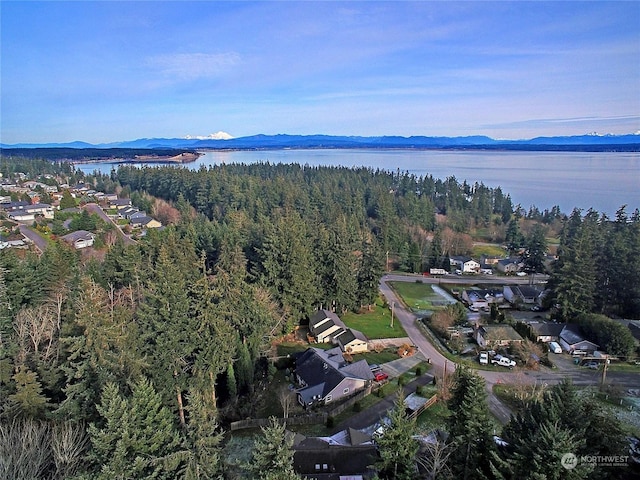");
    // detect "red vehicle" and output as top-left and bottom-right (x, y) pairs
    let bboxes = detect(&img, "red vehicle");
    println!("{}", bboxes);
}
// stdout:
(374, 371), (389, 382)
